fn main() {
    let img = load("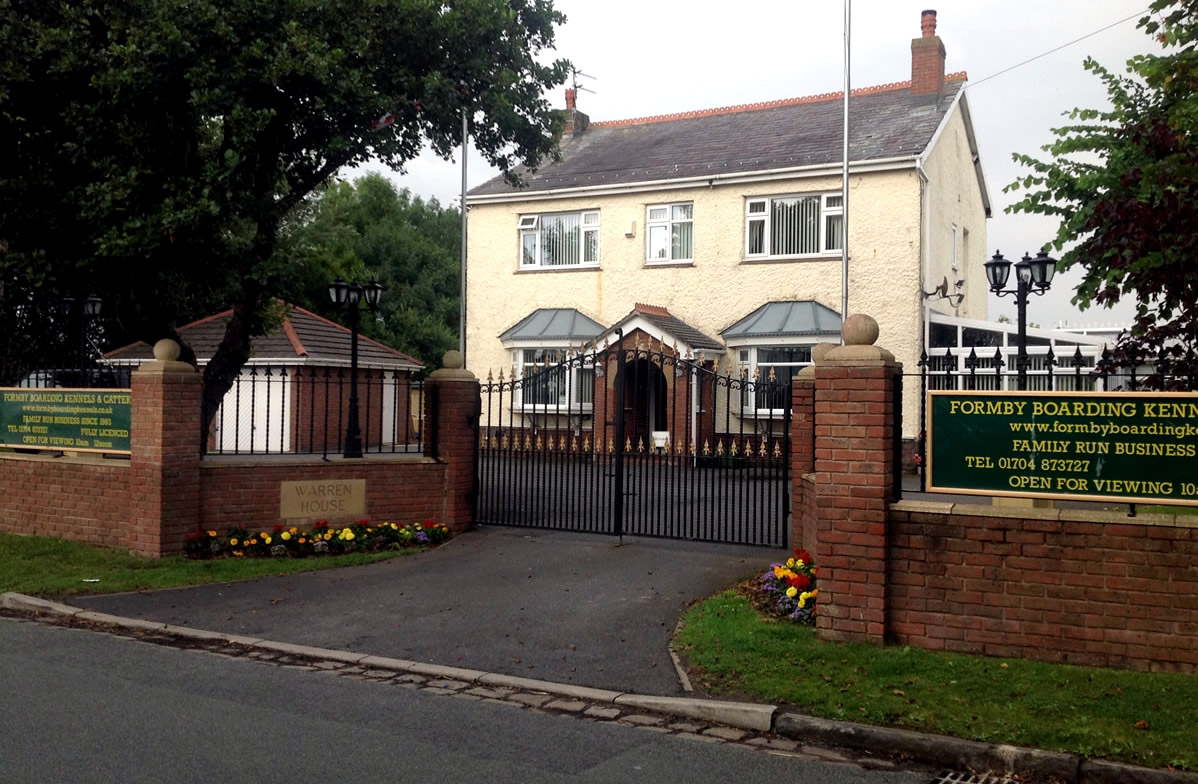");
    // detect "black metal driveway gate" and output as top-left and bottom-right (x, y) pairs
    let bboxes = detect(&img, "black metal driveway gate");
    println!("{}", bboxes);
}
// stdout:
(475, 330), (790, 547)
